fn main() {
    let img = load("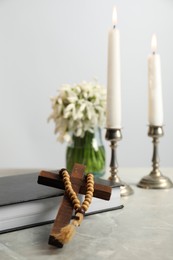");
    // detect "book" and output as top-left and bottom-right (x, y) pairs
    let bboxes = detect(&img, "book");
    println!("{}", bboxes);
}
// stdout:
(0, 171), (123, 233)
